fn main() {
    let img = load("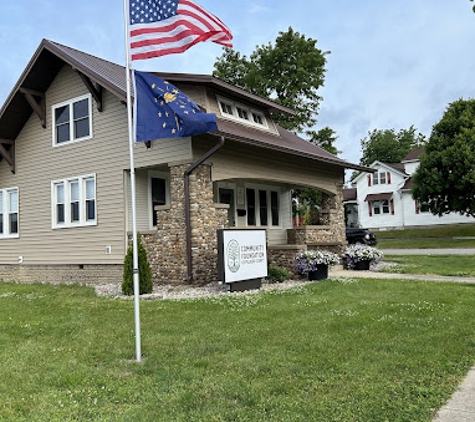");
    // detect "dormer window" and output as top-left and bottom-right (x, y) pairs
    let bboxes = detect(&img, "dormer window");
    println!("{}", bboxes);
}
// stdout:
(252, 113), (263, 125)
(220, 101), (233, 115)
(218, 96), (268, 129)
(237, 107), (249, 120)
